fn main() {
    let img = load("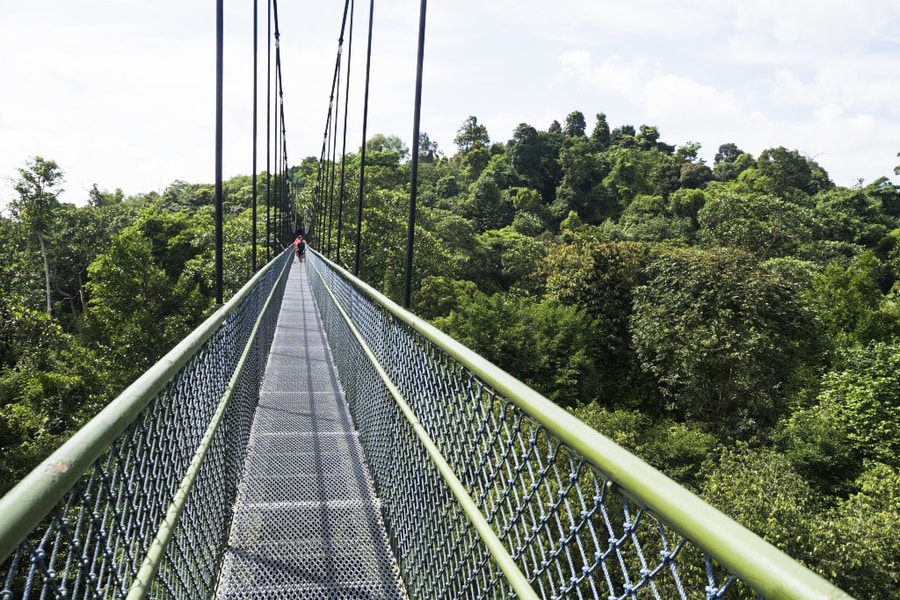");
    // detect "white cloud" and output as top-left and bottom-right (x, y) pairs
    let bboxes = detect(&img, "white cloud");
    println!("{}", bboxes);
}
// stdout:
(559, 51), (669, 105)
(558, 51), (745, 125)
(2, 0), (898, 209)
(771, 69), (809, 105)
(553, 43), (899, 186)
(644, 74), (745, 122)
